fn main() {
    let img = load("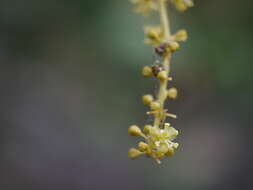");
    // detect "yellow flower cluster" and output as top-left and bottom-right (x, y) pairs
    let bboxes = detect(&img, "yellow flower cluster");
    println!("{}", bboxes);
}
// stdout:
(128, 86), (179, 163)
(144, 25), (164, 46)
(131, 0), (194, 15)
(128, 123), (179, 164)
(131, 0), (158, 16)
(171, 0), (194, 11)
(129, 0), (193, 164)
